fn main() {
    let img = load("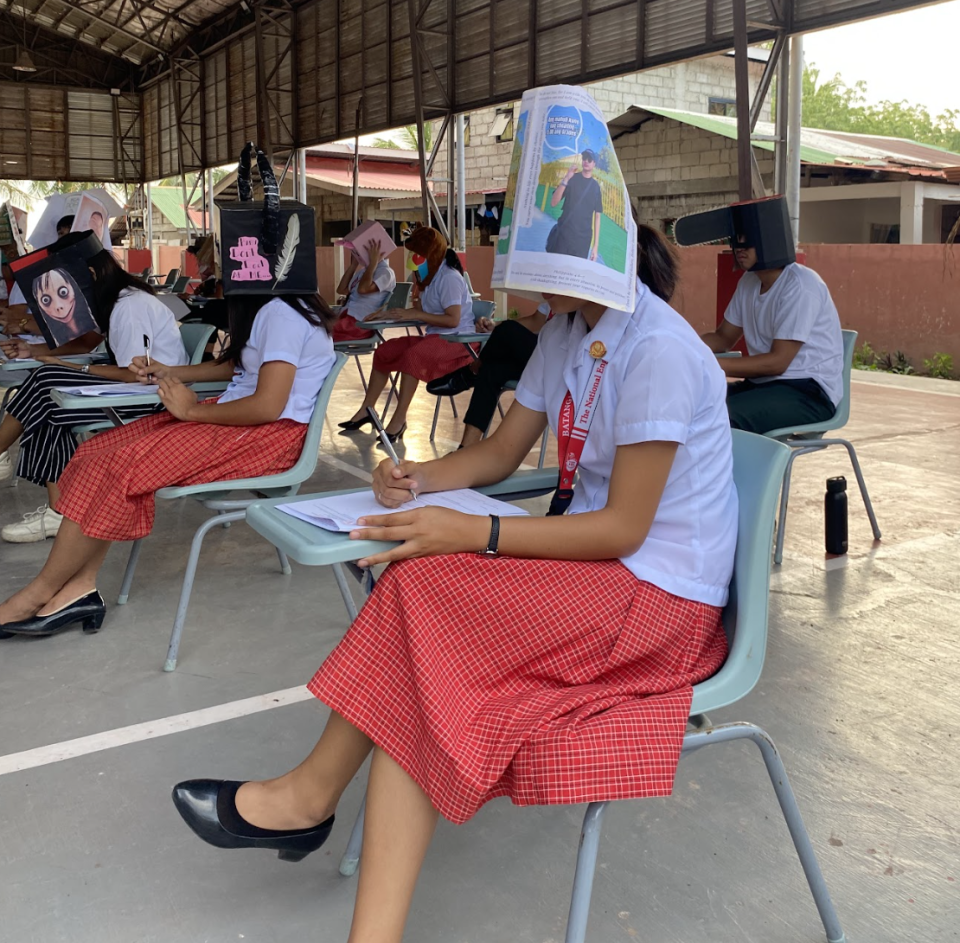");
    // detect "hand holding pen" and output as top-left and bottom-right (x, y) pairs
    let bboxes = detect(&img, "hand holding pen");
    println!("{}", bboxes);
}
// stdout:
(368, 407), (421, 507)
